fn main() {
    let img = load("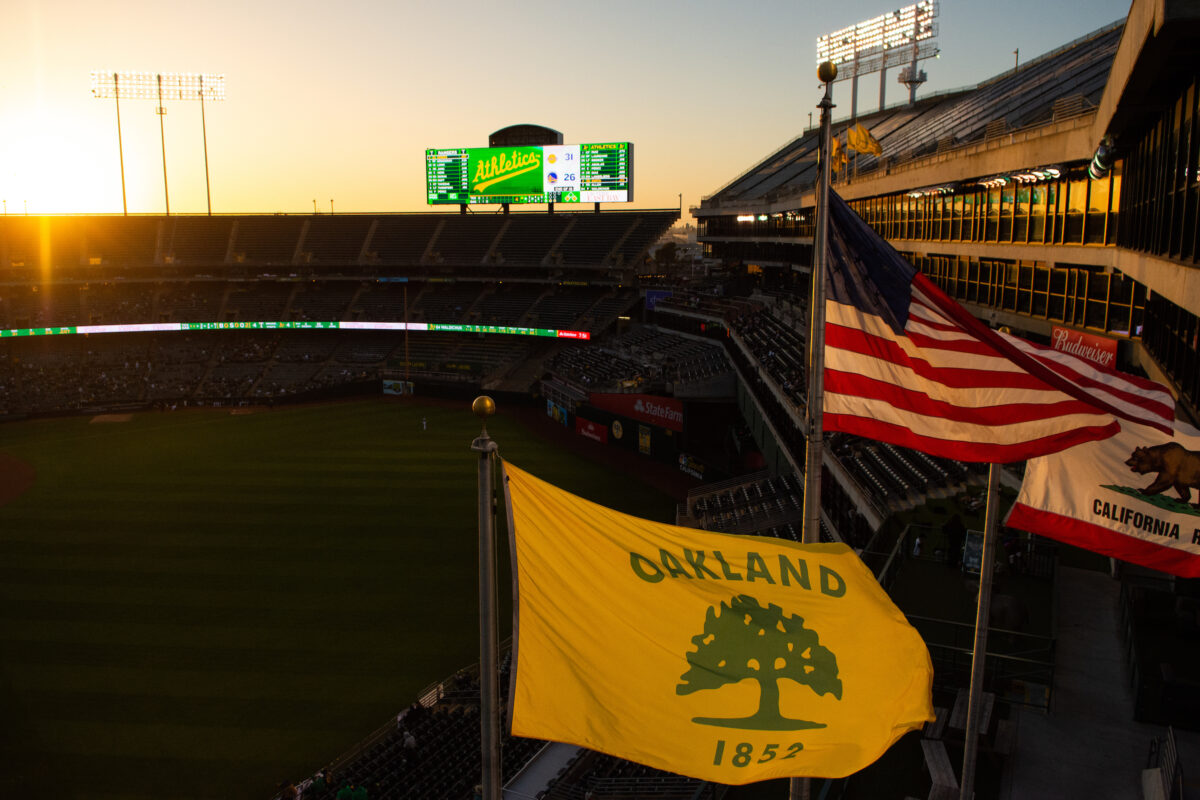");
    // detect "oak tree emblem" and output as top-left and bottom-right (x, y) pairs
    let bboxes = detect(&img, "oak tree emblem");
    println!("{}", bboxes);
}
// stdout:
(677, 594), (842, 730)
